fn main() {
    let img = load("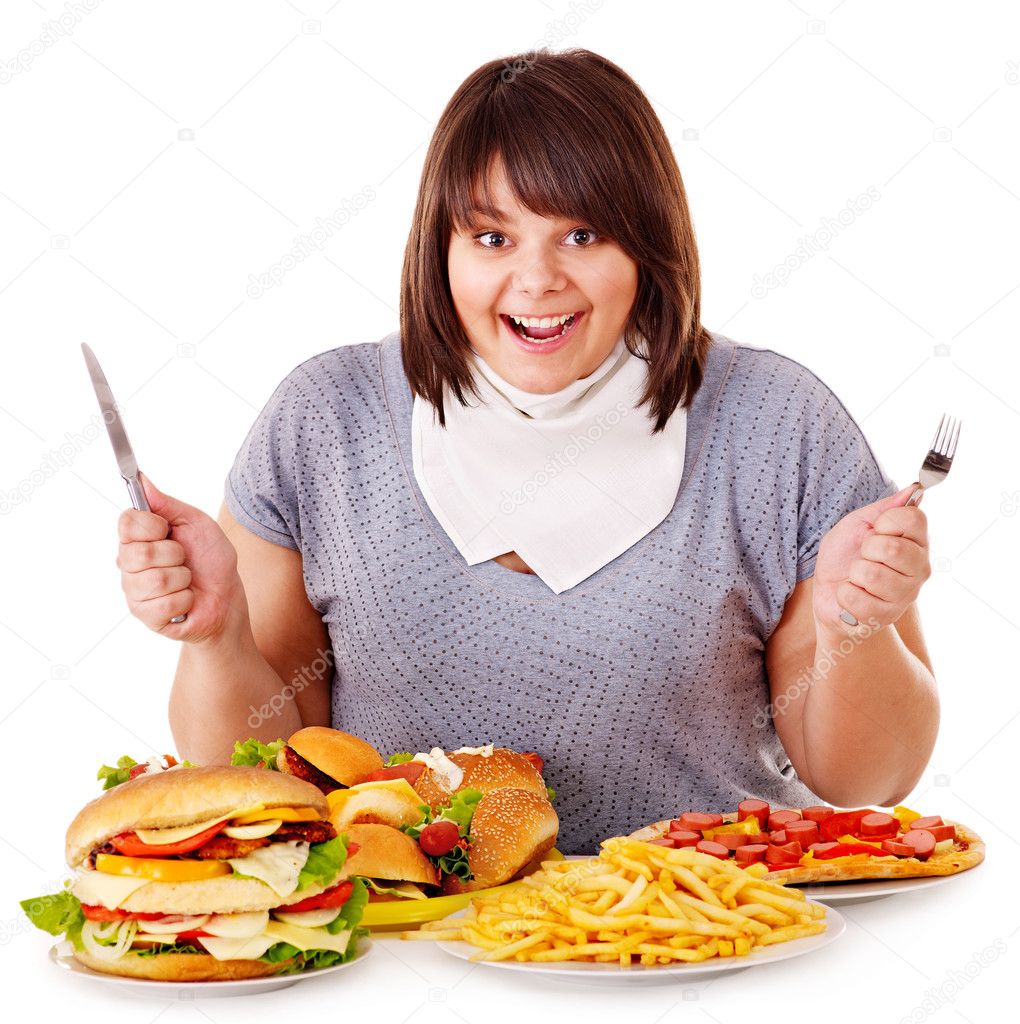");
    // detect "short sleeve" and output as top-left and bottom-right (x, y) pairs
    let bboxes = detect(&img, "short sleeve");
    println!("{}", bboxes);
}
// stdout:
(224, 372), (305, 551)
(794, 374), (897, 582)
